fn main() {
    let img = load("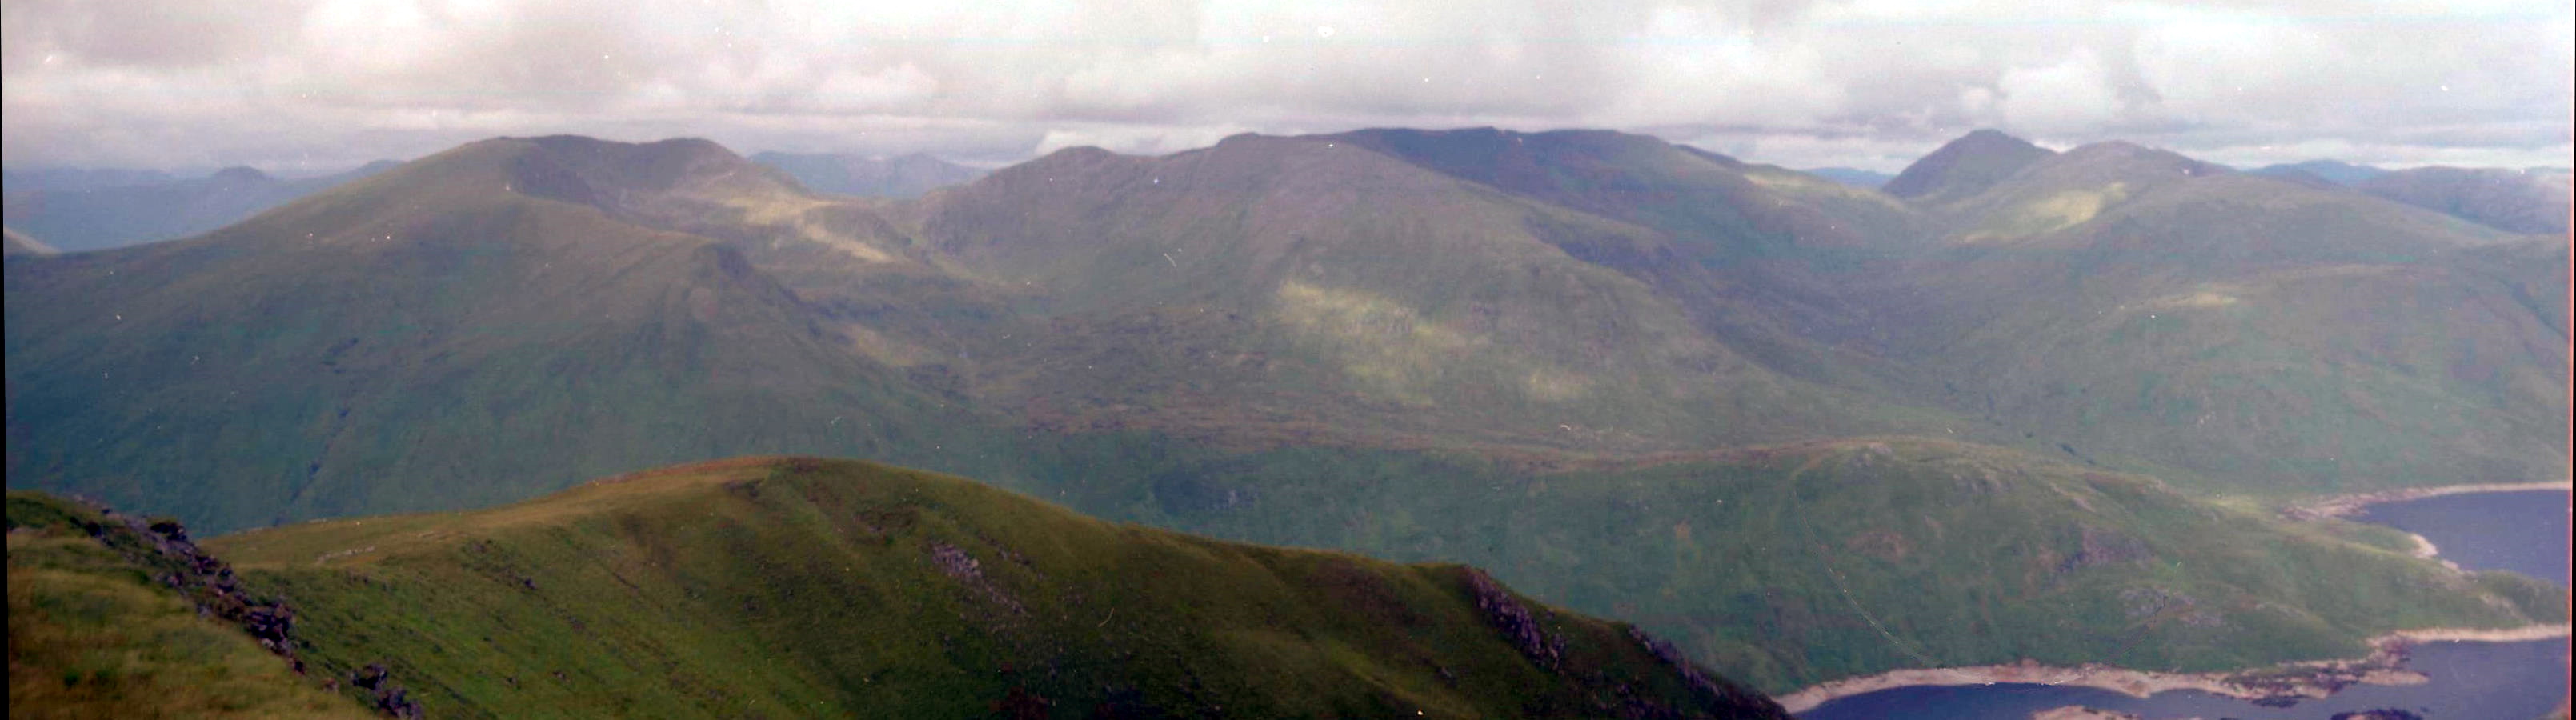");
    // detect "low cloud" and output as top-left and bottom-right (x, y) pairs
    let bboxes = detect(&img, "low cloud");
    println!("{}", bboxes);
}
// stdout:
(4, 0), (2567, 173)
